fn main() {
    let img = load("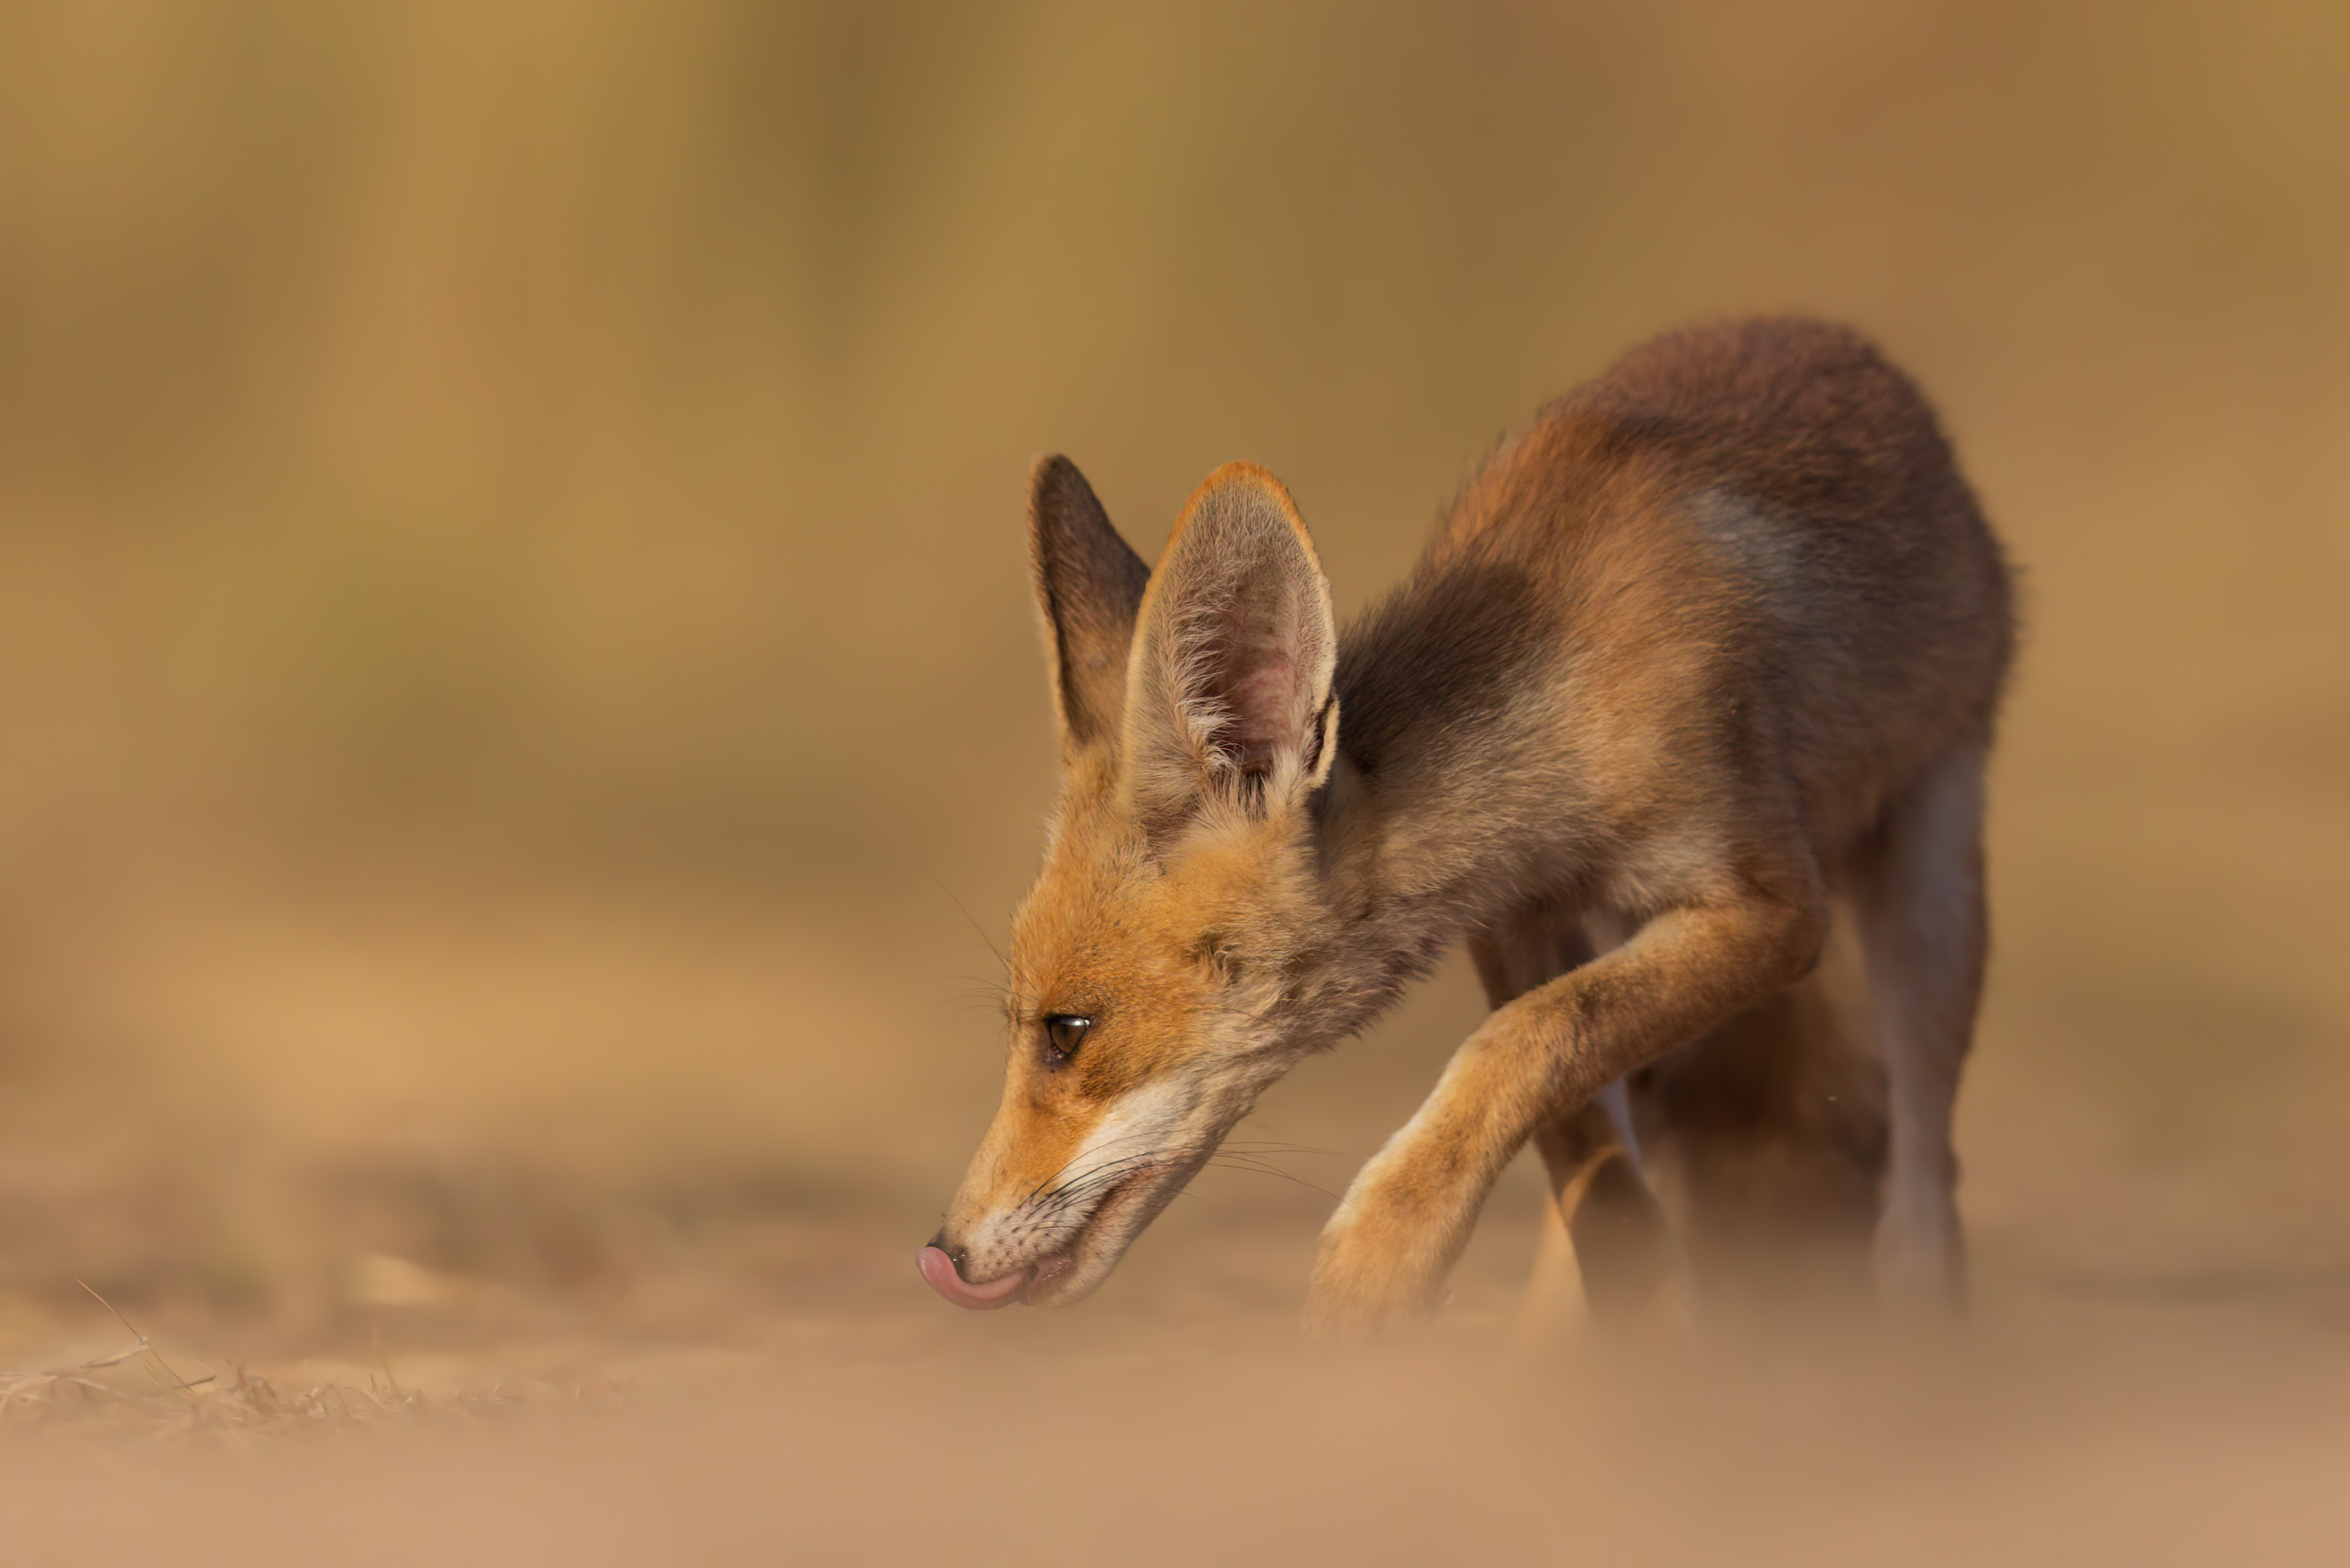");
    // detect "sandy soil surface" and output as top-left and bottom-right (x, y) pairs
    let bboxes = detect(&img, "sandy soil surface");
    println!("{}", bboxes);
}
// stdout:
(4, 1213), (2349, 1567)
(0, 884), (2341, 1567)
